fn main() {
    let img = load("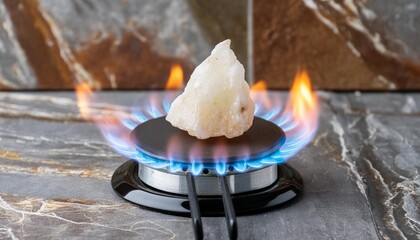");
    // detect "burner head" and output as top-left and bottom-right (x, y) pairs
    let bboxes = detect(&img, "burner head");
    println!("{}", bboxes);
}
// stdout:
(114, 116), (302, 217)
(111, 160), (303, 216)
(131, 117), (285, 164)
